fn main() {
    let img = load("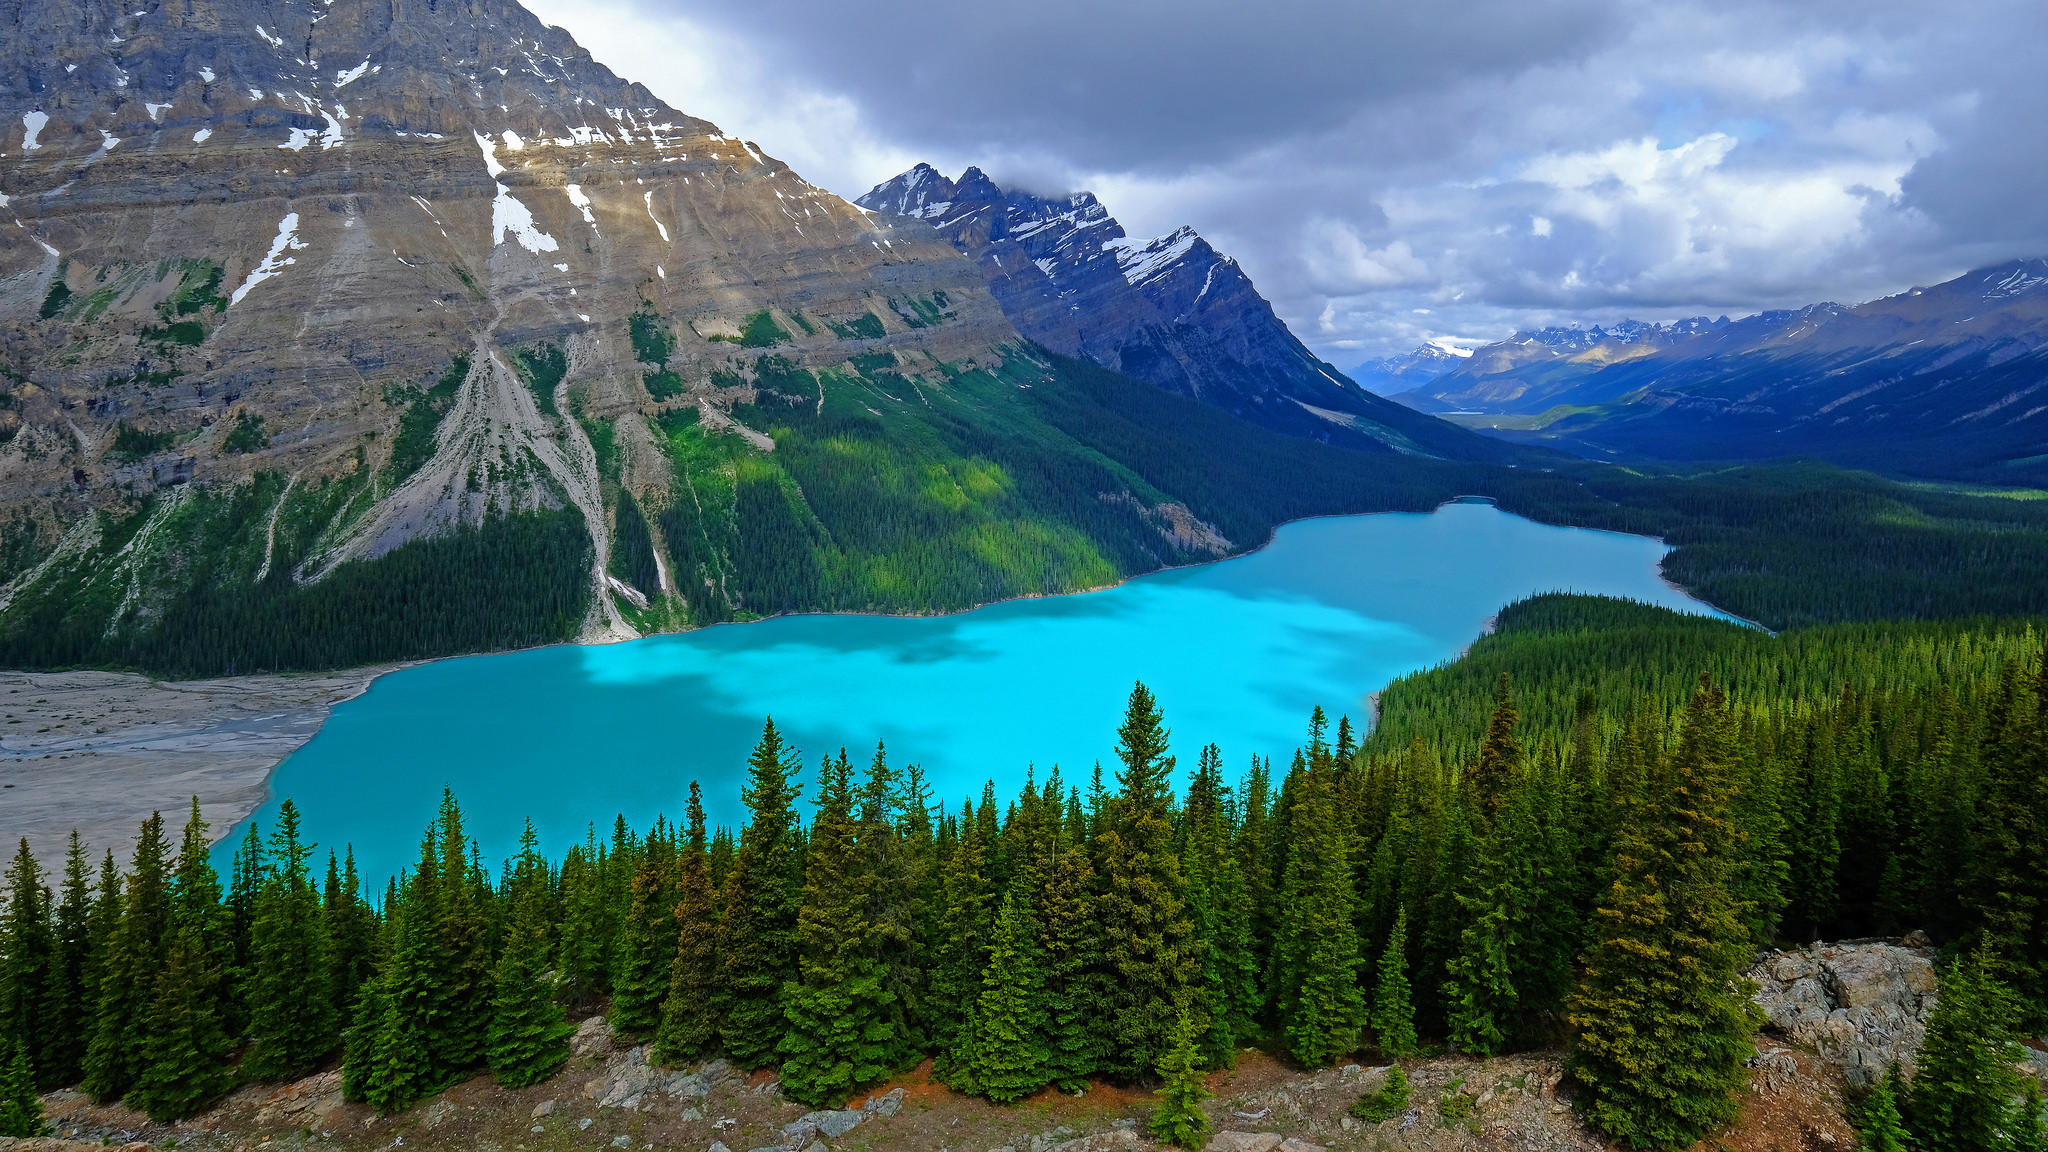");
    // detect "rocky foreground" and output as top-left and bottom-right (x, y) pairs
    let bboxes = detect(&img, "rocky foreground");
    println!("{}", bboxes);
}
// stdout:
(24, 934), (2048, 1152)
